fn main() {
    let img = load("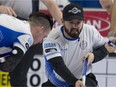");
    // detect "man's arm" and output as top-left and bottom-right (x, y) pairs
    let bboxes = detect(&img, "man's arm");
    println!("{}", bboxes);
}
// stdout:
(49, 56), (83, 86)
(92, 44), (108, 63)
(0, 47), (24, 72)
(0, 5), (17, 16)
(99, 0), (116, 35)
(42, 0), (62, 24)
(110, 2), (116, 32)
(99, 0), (114, 13)
(93, 42), (116, 63)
